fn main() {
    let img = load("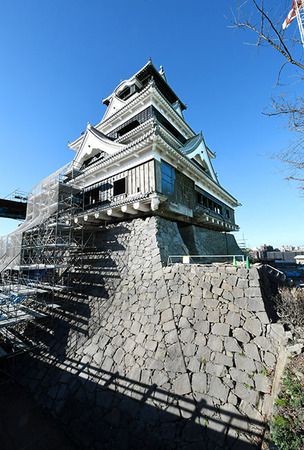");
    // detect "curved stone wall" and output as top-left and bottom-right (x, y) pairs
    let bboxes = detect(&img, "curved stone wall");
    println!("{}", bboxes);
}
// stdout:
(13, 217), (285, 449)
